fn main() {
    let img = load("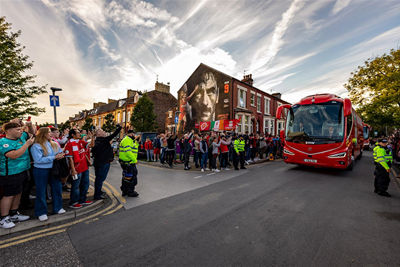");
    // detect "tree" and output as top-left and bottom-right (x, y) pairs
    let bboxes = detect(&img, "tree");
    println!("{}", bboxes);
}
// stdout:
(102, 113), (117, 133)
(130, 93), (157, 132)
(0, 17), (47, 124)
(345, 48), (400, 133)
(82, 117), (94, 132)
